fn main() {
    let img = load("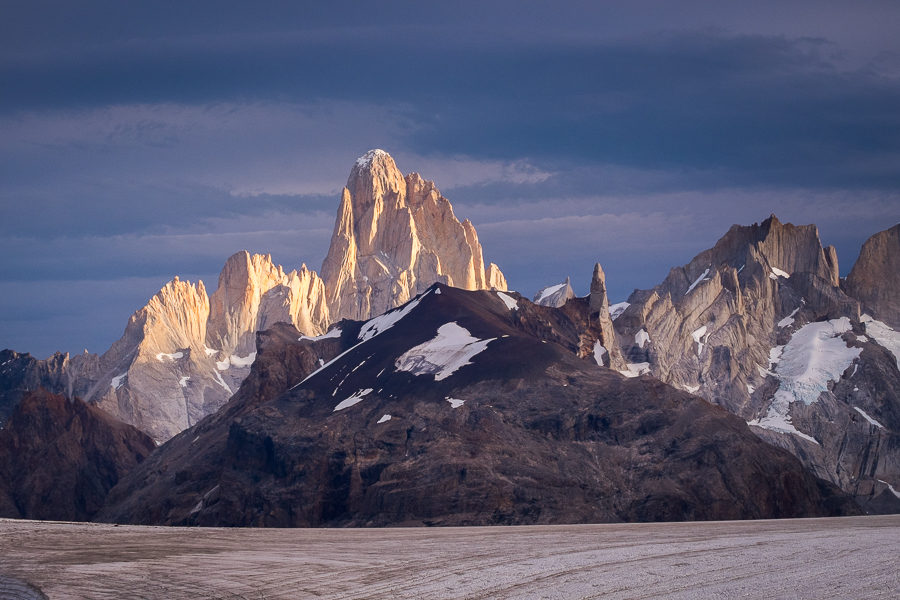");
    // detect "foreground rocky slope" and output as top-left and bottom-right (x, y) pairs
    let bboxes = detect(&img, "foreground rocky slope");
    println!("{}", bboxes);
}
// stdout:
(0, 389), (155, 521)
(608, 216), (900, 512)
(99, 284), (856, 526)
(1, 150), (504, 442)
